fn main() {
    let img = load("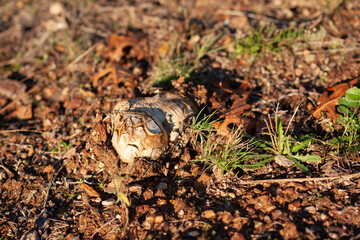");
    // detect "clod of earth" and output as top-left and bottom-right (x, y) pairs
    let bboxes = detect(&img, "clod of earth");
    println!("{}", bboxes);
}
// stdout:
(110, 92), (197, 163)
